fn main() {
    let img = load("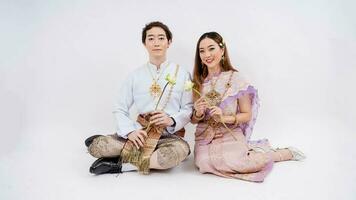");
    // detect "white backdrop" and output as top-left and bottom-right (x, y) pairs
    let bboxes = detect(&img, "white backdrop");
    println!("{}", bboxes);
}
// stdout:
(1, 0), (356, 200)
